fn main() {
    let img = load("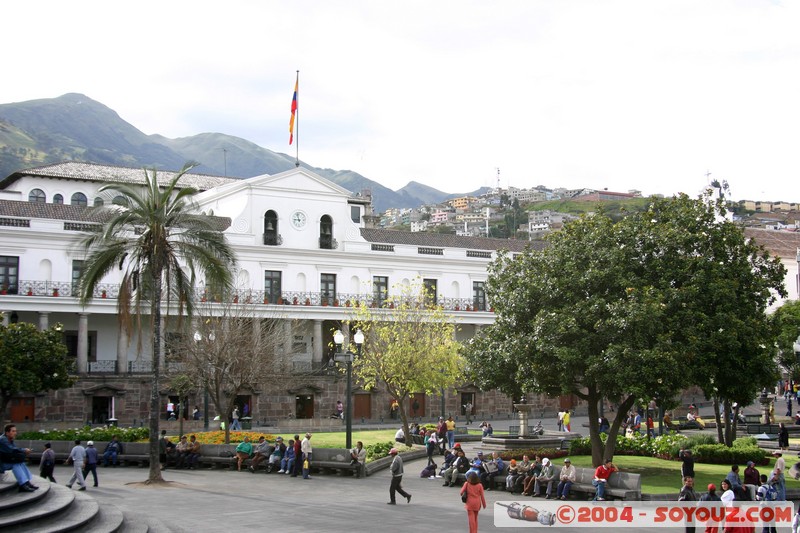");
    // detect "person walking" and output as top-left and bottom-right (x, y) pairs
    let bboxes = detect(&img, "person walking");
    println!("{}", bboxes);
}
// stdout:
(66, 439), (87, 491)
(83, 441), (99, 487)
(387, 448), (411, 505)
(230, 406), (241, 431)
(39, 442), (56, 482)
(460, 471), (487, 533)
